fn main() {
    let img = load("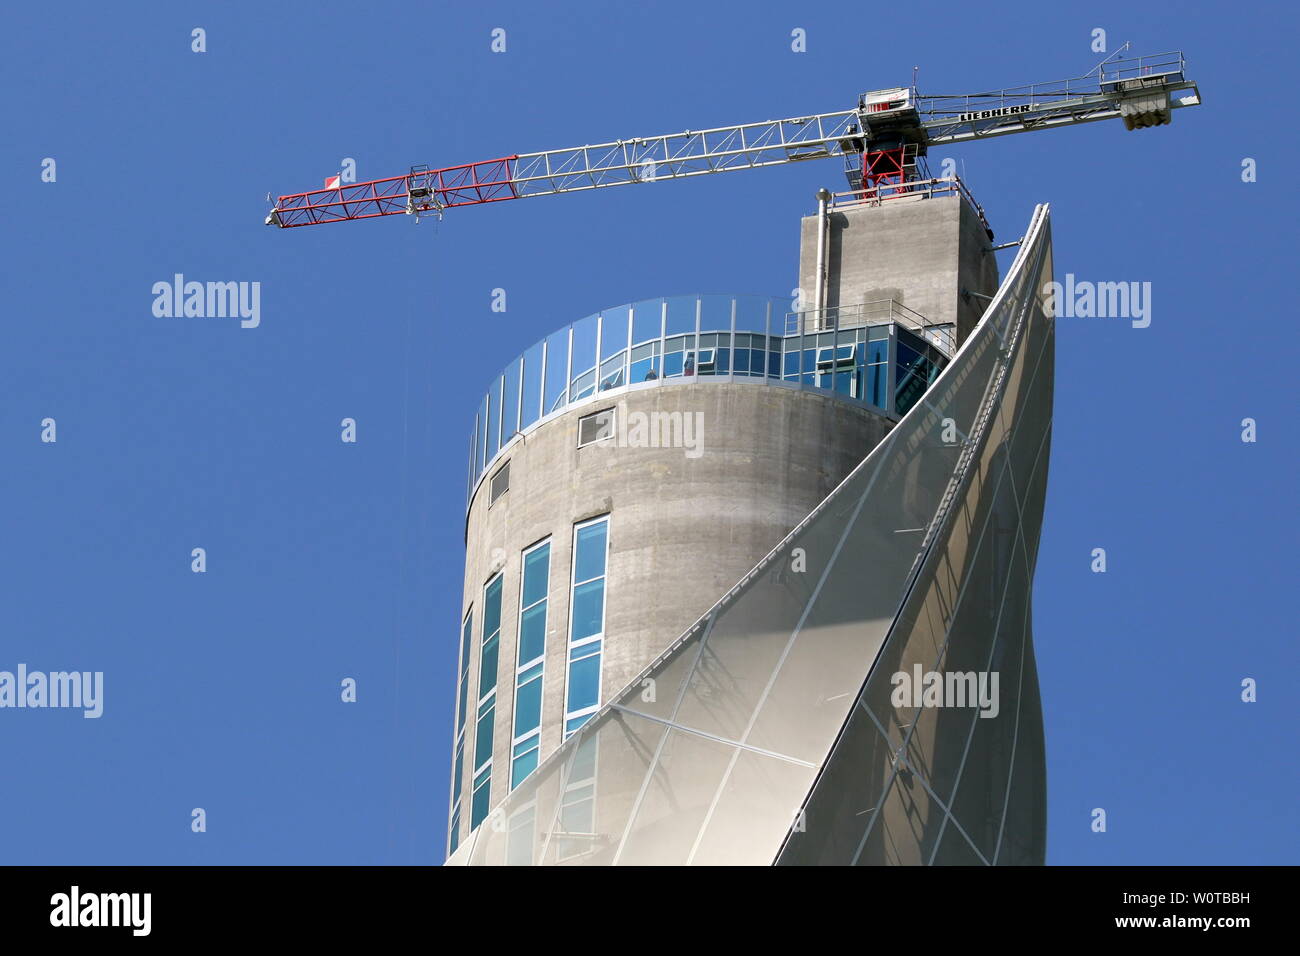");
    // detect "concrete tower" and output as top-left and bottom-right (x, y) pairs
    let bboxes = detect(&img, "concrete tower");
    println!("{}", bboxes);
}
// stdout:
(447, 181), (1052, 866)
